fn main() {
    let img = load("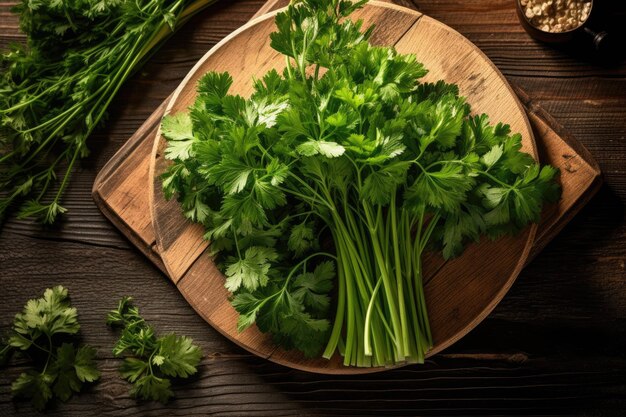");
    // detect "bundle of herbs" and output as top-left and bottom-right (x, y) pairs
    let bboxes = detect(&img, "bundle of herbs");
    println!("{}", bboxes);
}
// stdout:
(0, 0), (218, 223)
(161, 0), (560, 367)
